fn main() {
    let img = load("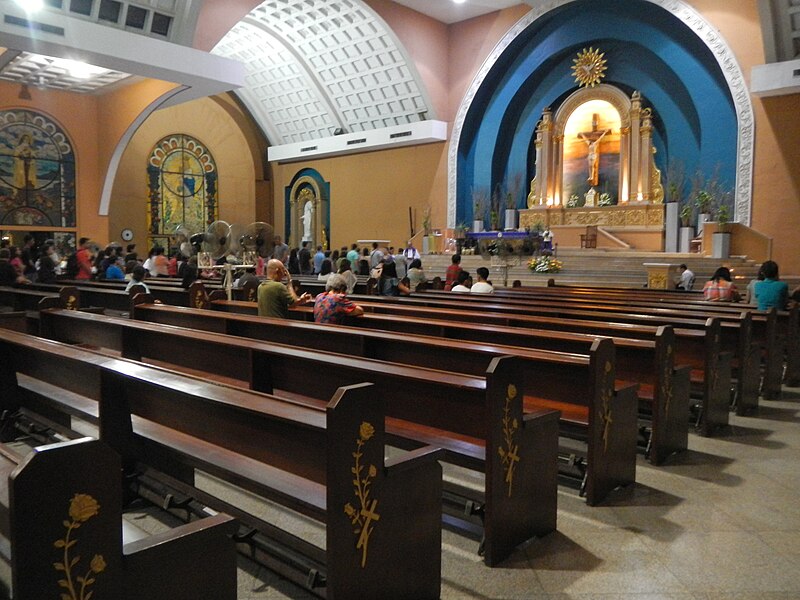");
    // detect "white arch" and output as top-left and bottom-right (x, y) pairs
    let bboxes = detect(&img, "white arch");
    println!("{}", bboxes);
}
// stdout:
(447, 0), (755, 227)
(99, 86), (188, 216)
